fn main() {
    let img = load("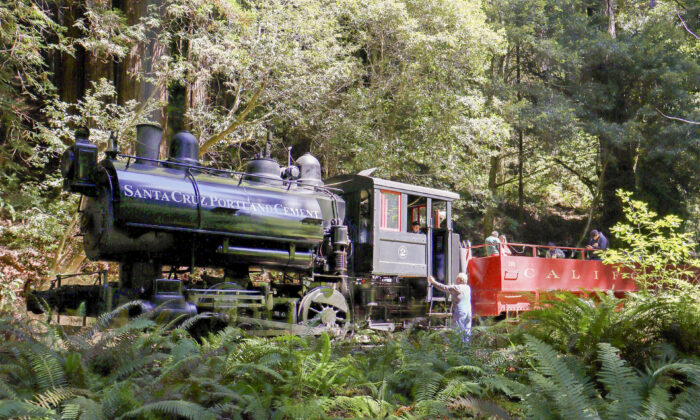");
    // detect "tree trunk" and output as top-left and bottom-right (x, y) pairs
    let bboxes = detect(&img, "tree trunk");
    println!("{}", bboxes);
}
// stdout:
(117, 0), (167, 154)
(57, 3), (86, 103)
(483, 155), (501, 240)
(579, 147), (609, 246)
(604, 0), (616, 39)
(516, 43), (524, 220)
